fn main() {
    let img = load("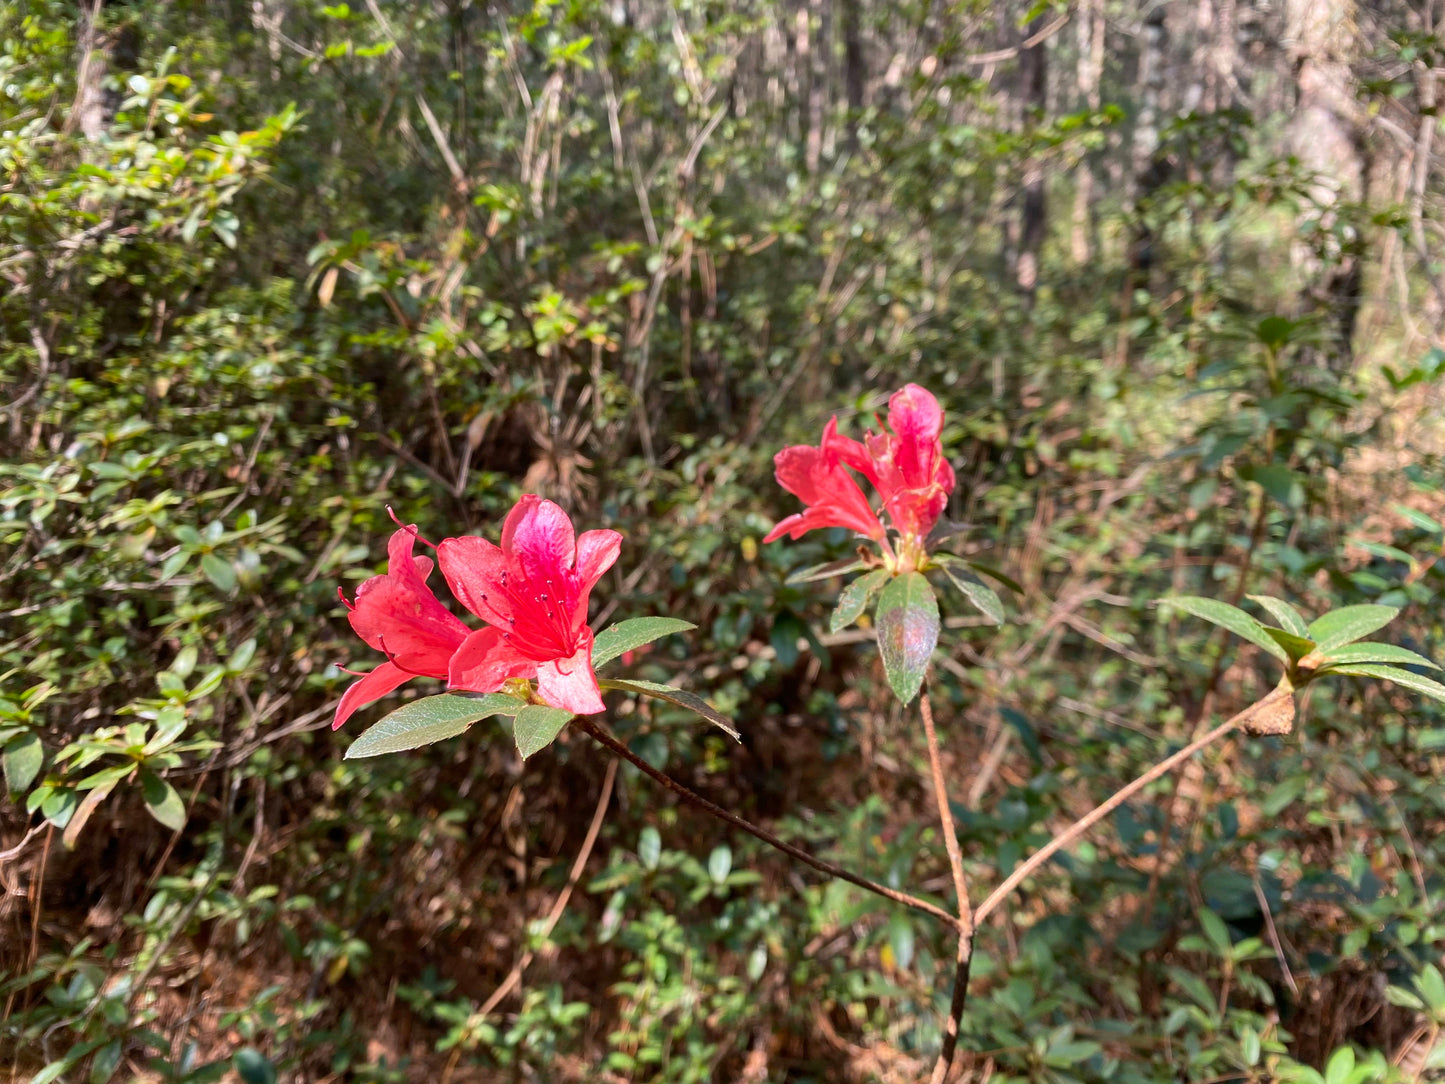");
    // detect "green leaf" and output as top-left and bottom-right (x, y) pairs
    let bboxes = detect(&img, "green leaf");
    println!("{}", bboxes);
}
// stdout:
(1162, 596), (1289, 664)
(1306, 605), (1400, 652)
(875, 572), (940, 705)
(200, 553), (237, 594)
(89, 1039), (122, 1084)
(592, 617), (696, 670)
(1238, 463), (1300, 507)
(1319, 664), (1445, 706)
(637, 826), (661, 871)
(513, 705), (575, 759)
(344, 693), (523, 759)
(707, 844), (731, 884)
(40, 788), (78, 830)
(140, 771), (186, 832)
(600, 679), (741, 741)
(1319, 643), (1440, 671)
(233, 1049), (277, 1084)
(785, 557), (867, 585)
(1198, 909), (1232, 958)
(3, 733), (43, 793)
(830, 569), (888, 633)
(1261, 626), (1316, 663)
(1248, 595), (1309, 636)
(29, 1062), (71, 1084)
(932, 556), (1003, 624)
(959, 559), (1023, 594)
